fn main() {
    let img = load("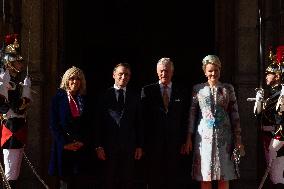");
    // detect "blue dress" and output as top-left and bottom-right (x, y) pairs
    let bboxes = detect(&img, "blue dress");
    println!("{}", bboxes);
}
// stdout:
(188, 82), (241, 181)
